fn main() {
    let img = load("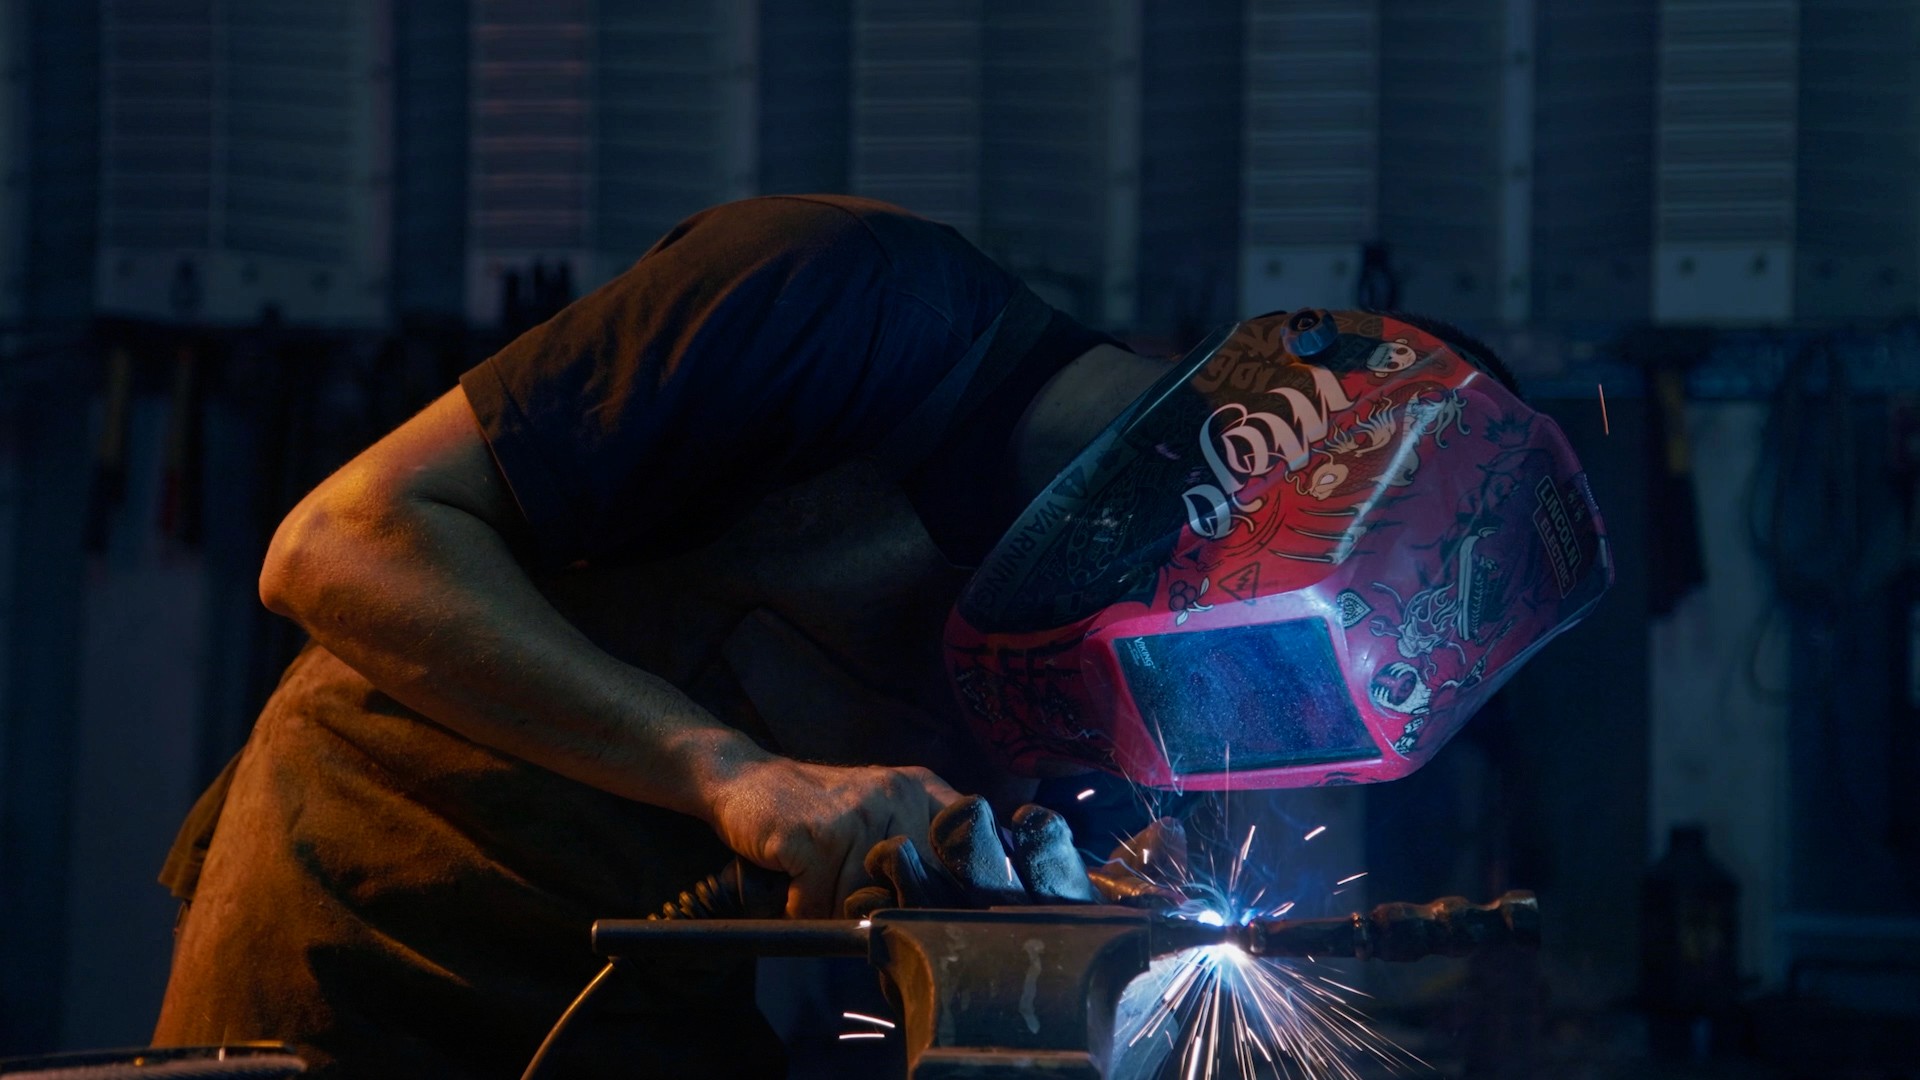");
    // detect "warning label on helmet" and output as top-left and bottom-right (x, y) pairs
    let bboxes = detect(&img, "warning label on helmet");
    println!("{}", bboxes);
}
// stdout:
(1532, 476), (1583, 598)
